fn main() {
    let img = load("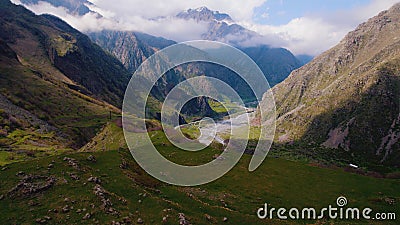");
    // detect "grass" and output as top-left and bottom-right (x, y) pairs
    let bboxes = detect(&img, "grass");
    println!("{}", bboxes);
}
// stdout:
(208, 99), (243, 115)
(0, 128), (73, 166)
(0, 61), (119, 157)
(51, 34), (78, 57)
(180, 124), (201, 140)
(0, 127), (398, 224)
(80, 121), (127, 152)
